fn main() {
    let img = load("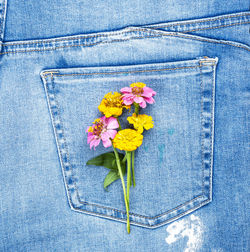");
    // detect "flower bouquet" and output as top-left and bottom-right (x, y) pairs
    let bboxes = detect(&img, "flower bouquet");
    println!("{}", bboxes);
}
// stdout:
(86, 82), (156, 233)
